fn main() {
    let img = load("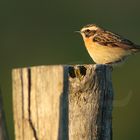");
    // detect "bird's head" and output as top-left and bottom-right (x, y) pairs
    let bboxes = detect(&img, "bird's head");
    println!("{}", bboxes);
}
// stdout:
(79, 24), (99, 39)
